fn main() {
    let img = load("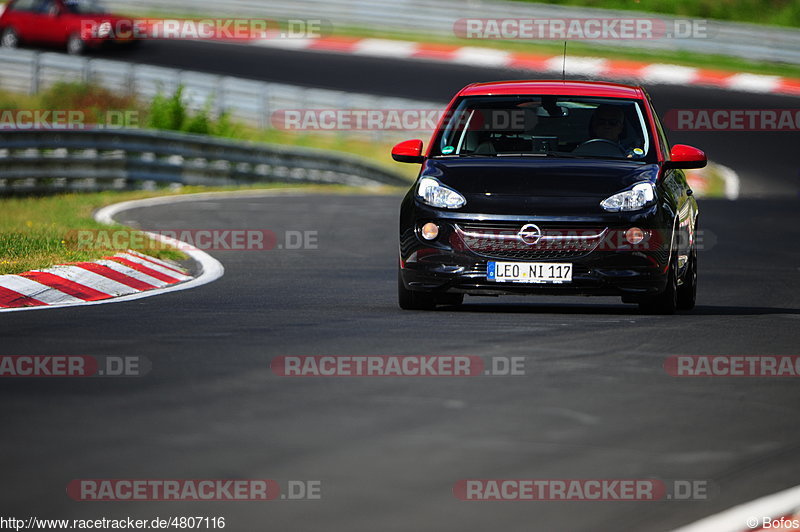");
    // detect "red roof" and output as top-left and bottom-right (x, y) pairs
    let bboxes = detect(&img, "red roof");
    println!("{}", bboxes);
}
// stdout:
(458, 80), (644, 99)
